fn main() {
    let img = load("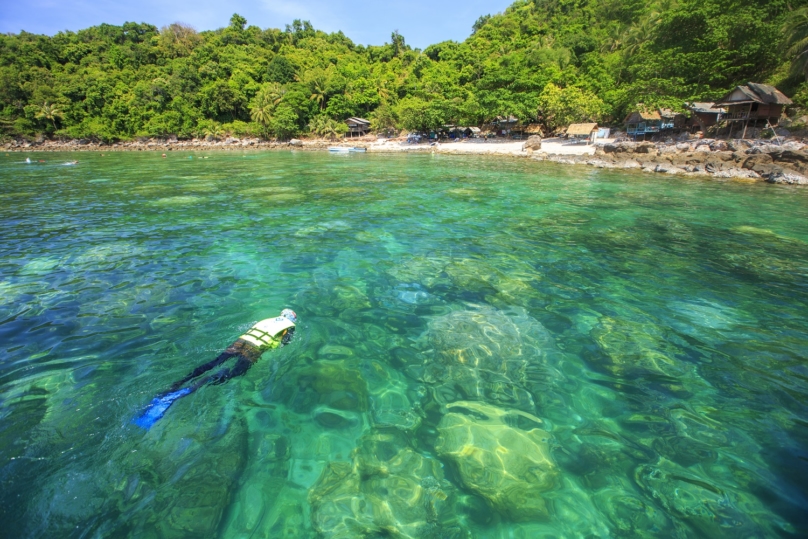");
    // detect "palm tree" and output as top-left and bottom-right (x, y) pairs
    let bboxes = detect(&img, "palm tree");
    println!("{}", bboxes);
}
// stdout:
(309, 77), (327, 110)
(623, 13), (660, 58)
(36, 102), (63, 129)
(784, 7), (808, 80)
(266, 82), (286, 106)
(251, 84), (285, 137)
